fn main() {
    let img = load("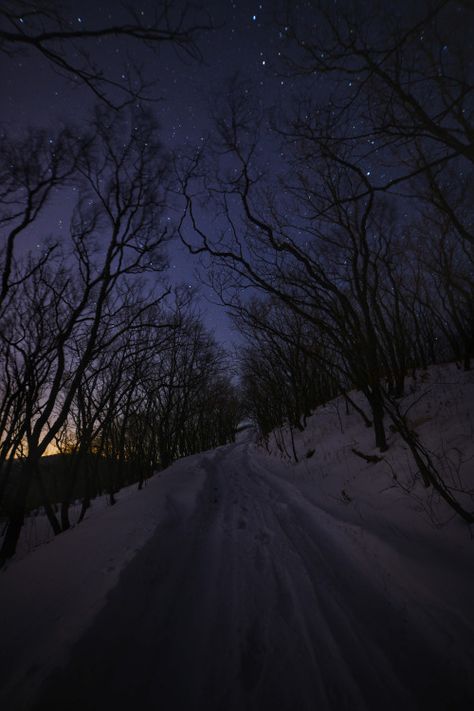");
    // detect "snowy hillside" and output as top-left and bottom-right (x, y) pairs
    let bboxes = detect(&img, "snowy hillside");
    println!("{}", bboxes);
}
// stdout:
(0, 364), (473, 710)
(263, 362), (474, 527)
